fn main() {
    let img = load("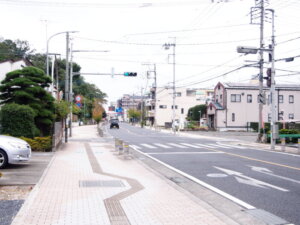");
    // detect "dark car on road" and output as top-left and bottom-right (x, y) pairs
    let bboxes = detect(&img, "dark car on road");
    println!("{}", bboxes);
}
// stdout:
(110, 119), (119, 129)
